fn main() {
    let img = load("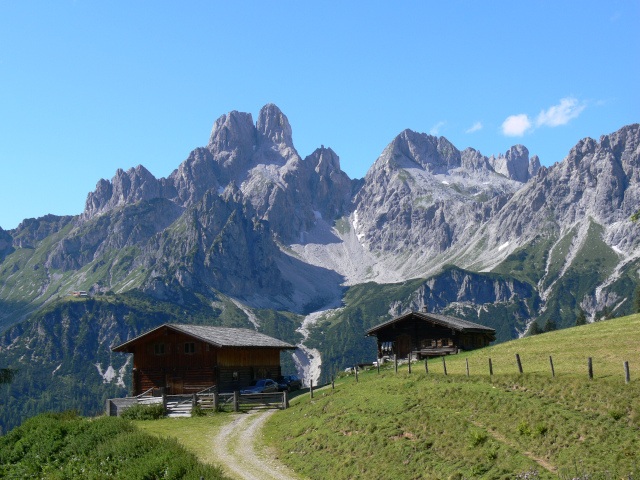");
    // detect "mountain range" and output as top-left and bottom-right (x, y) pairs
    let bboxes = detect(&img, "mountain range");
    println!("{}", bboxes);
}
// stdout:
(0, 103), (638, 432)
